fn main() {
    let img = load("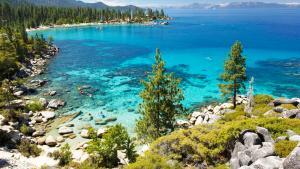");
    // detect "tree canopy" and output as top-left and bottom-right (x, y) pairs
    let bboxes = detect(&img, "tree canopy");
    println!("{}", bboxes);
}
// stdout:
(136, 49), (185, 142)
